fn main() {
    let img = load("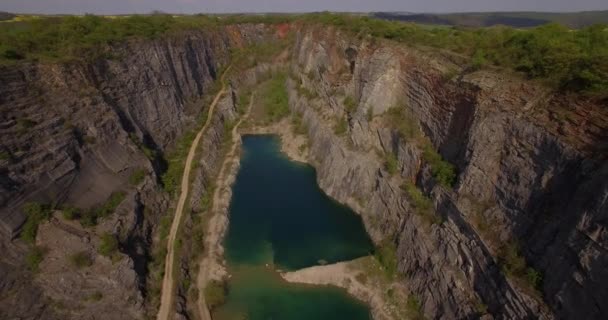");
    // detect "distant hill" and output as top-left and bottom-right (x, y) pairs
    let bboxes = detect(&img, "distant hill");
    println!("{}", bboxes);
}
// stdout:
(0, 12), (15, 21)
(373, 11), (608, 28)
